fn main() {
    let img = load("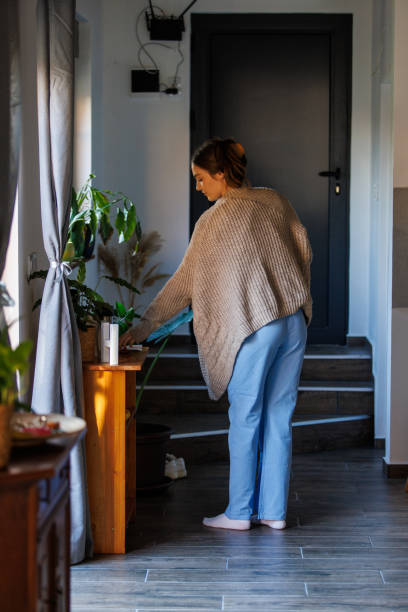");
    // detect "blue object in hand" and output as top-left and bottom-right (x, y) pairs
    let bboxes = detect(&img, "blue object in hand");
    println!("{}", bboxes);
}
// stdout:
(146, 309), (193, 344)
